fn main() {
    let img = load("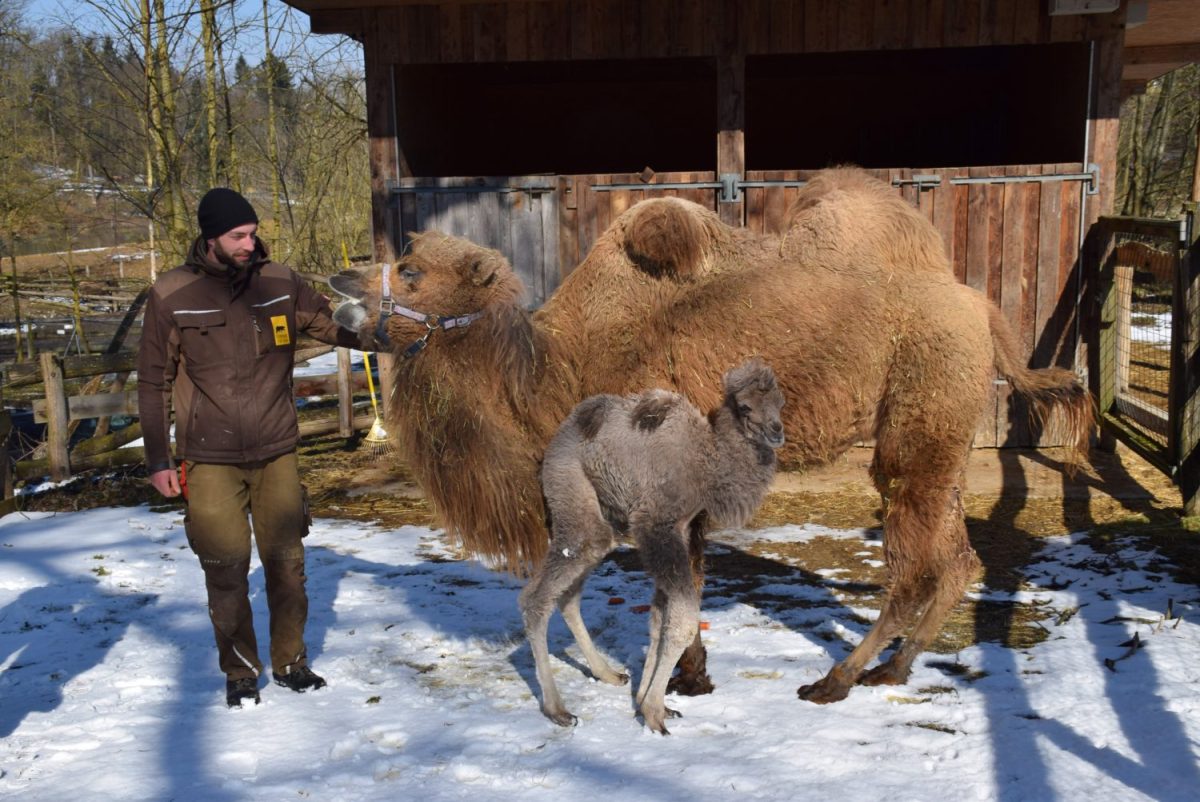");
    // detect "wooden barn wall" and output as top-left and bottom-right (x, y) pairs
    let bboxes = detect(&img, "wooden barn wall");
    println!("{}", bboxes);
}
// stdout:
(353, 0), (1126, 447)
(344, 0), (1115, 64)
